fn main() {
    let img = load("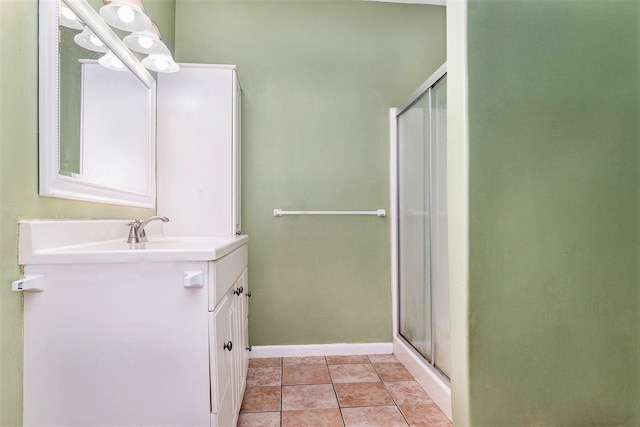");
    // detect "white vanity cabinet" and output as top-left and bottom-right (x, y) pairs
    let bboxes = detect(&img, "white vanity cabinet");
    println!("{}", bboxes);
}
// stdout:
(21, 233), (249, 427)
